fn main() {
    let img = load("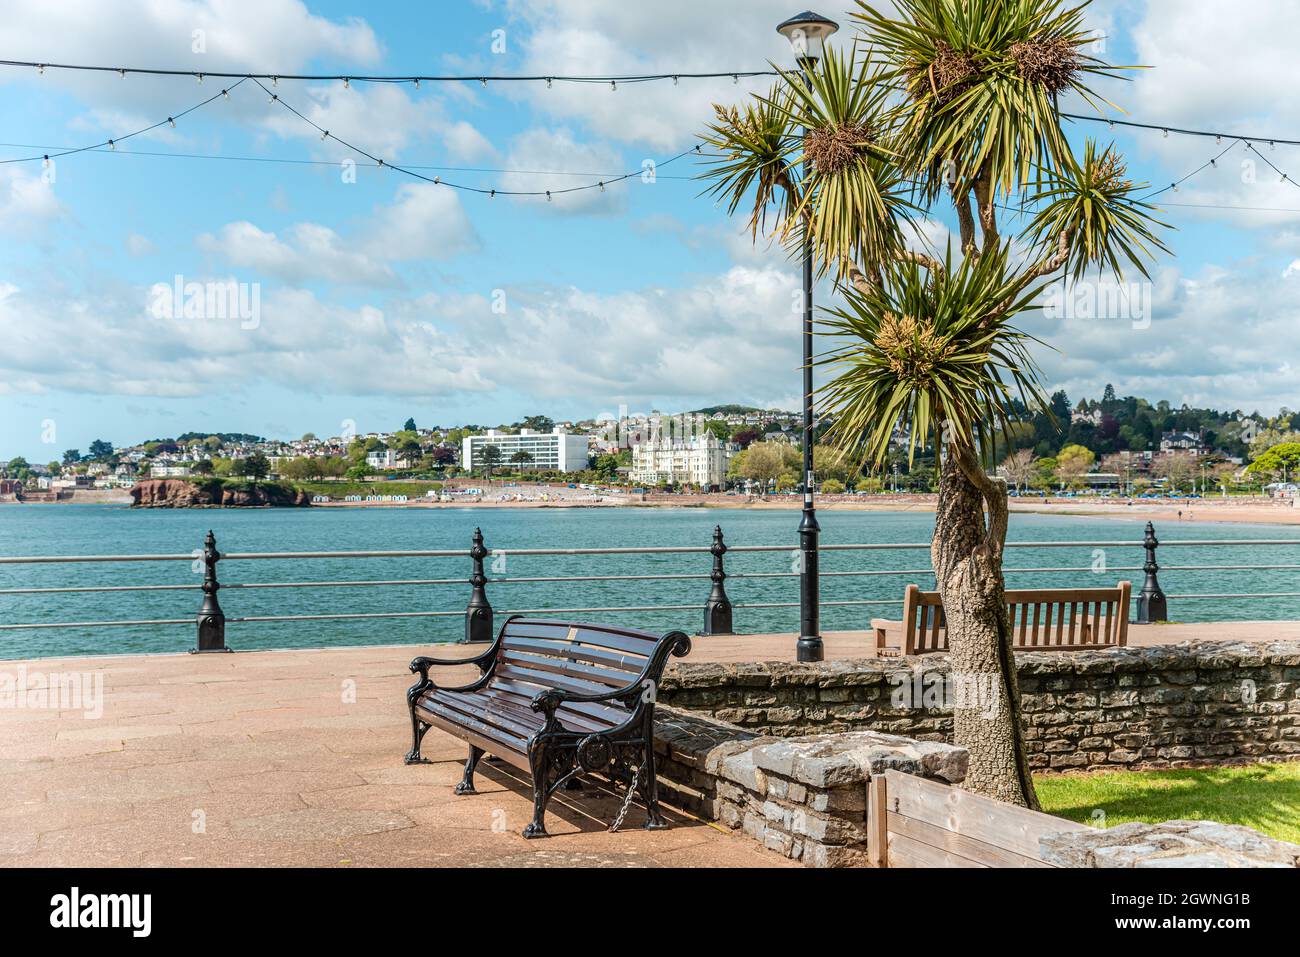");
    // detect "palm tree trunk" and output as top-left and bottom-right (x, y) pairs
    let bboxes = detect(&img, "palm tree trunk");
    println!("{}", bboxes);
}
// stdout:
(931, 446), (1039, 809)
